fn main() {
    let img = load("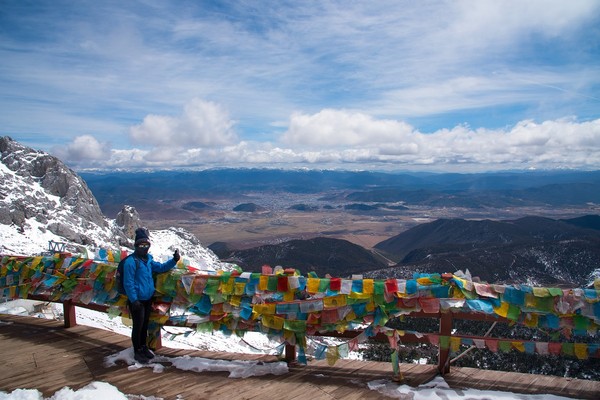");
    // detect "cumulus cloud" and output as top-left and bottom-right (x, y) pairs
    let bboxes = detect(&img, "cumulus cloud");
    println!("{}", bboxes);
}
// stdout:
(52, 135), (108, 166)
(282, 109), (414, 147)
(409, 118), (599, 167)
(96, 113), (599, 172)
(278, 110), (600, 170)
(129, 99), (238, 148)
